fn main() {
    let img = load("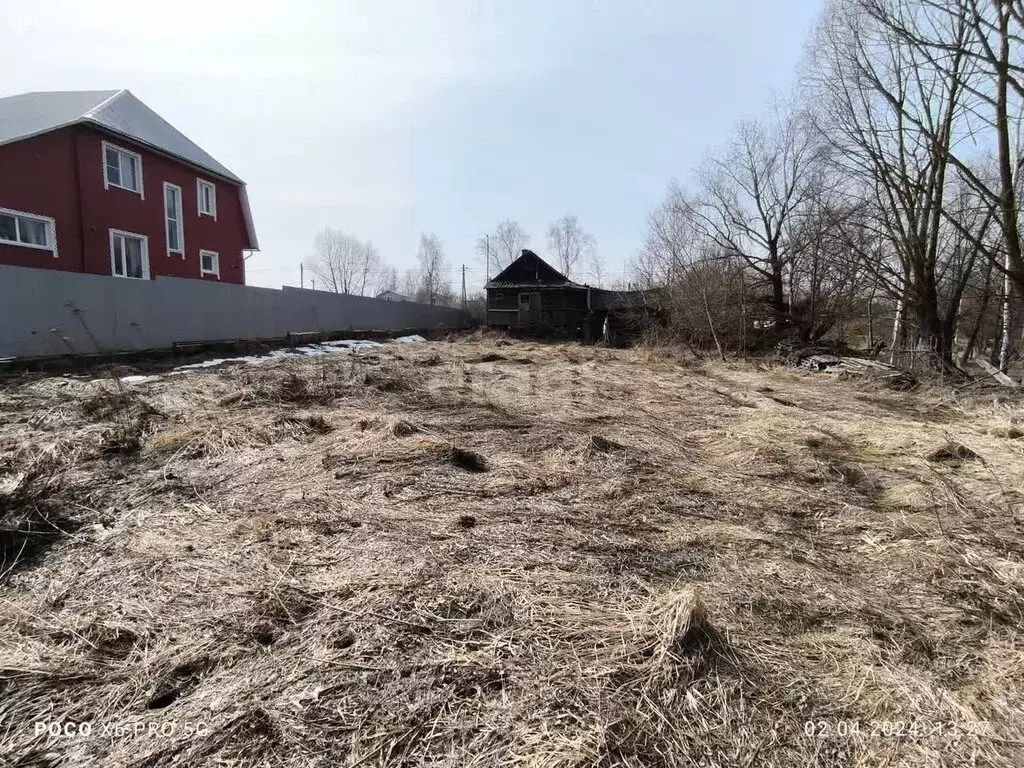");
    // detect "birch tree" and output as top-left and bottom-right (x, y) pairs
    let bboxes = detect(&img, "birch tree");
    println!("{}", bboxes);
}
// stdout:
(306, 227), (379, 296)
(547, 215), (596, 279)
(588, 249), (607, 287)
(416, 233), (454, 306)
(476, 220), (530, 275)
